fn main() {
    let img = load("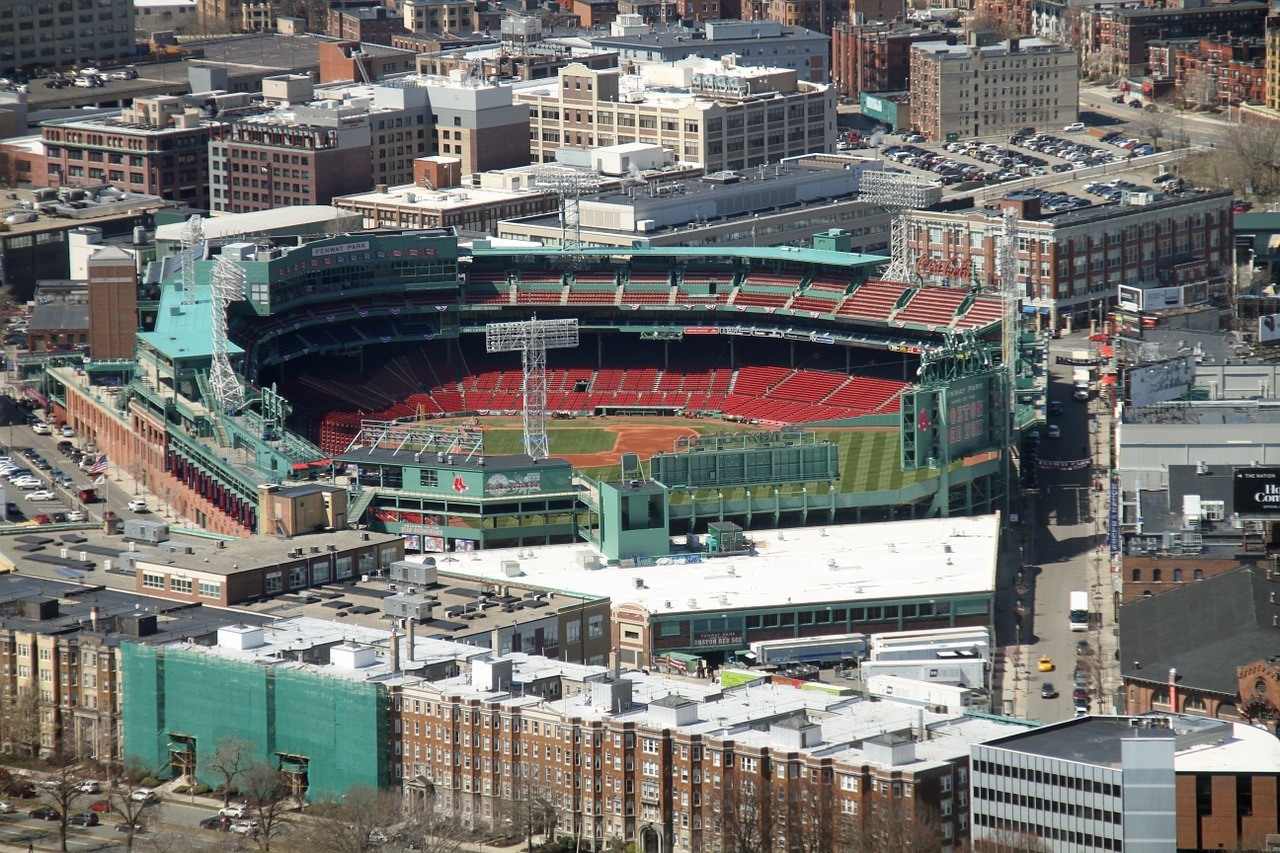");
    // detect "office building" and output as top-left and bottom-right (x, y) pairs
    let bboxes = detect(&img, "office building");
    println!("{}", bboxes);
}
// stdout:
(902, 188), (1234, 330)
(0, 0), (135, 75)
(516, 58), (835, 171)
(590, 19), (831, 83)
(971, 714), (1280, 852)
(42, 96), (218, 209)
(908, 36), (1078, 141)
